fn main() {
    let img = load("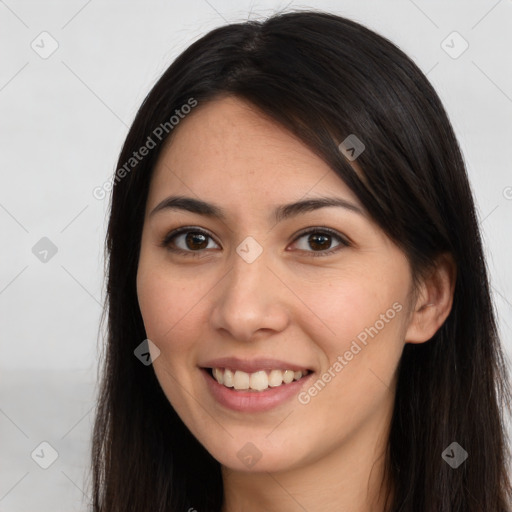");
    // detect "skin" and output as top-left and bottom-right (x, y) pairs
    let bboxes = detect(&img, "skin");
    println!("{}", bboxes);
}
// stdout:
(136, 96), (456, 512)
